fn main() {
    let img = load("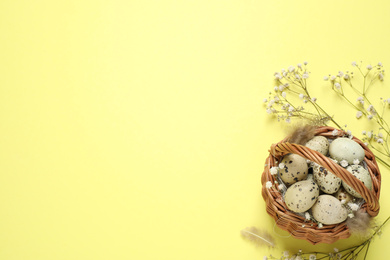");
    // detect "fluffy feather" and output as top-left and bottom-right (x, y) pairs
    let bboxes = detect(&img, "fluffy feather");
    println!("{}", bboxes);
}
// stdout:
(346, 209), (374, 237)
(241, 227), (275, 247)
(288, 124), (317, 145)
